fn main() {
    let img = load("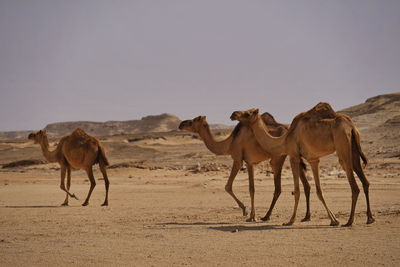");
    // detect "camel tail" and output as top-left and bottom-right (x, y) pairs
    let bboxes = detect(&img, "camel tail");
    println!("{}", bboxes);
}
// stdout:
(97, 145), (110, 166)
(300, 158), (307, 171)
(351, 128), (368, 168)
